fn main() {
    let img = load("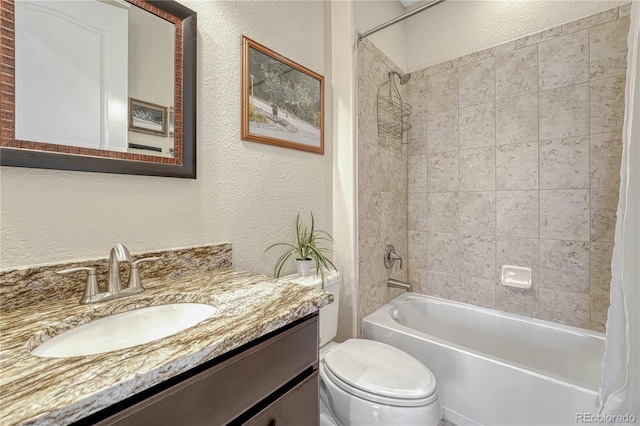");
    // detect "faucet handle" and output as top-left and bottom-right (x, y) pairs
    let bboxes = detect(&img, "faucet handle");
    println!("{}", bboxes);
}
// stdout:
(384, 245), (403, 269)
(126, 257), (160, 294)
(56, 267), (100, 304)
